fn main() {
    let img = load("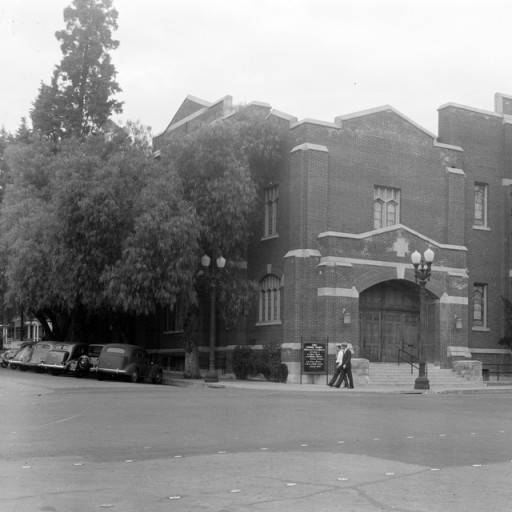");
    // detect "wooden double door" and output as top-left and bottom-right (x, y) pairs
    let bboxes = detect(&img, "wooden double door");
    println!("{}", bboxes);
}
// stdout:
(359, 280), (420, 362)
(360, 309), (419, 362)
